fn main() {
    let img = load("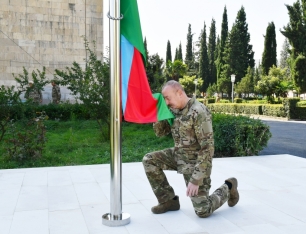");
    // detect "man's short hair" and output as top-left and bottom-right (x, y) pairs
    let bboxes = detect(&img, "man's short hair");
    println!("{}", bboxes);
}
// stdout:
(28, 80), (34, 84)
(162, 80), (184, 92)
